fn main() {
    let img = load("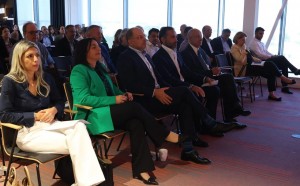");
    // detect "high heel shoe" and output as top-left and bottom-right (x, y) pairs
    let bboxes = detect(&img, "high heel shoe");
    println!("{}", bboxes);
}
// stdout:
(268, 96), (282, 101)
(135, 175), (158, 185)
